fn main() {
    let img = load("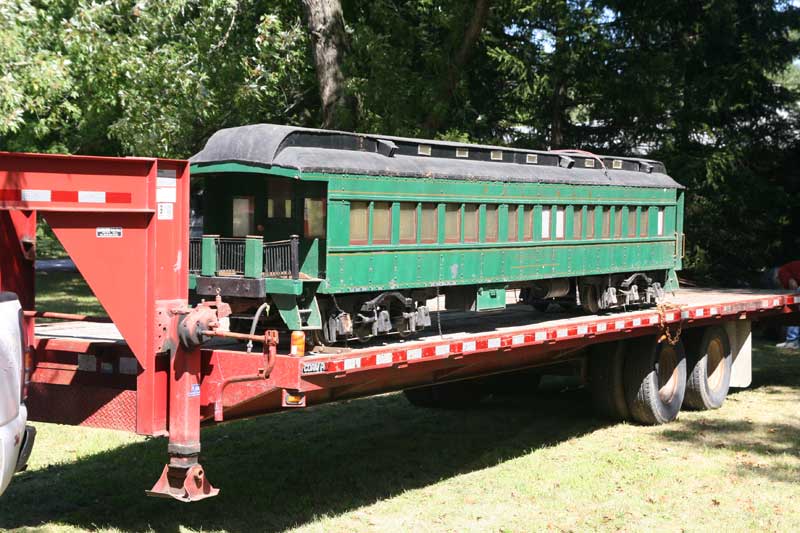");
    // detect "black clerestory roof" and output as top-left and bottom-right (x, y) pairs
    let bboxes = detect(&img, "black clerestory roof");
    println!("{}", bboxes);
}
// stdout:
(190, 124), (683, 189)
